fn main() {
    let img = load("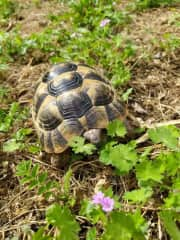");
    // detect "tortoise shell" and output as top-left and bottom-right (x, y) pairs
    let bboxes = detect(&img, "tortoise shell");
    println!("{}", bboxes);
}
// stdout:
(32, 62), (126, 153)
